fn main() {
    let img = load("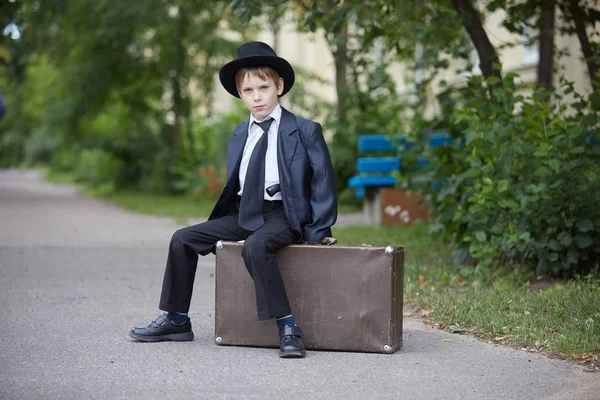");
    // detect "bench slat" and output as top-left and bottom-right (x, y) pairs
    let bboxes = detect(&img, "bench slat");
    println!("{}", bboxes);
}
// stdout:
(357, 157), (400, 173)
(358, 135), (396, 152)
(348, 176), (397, 188)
